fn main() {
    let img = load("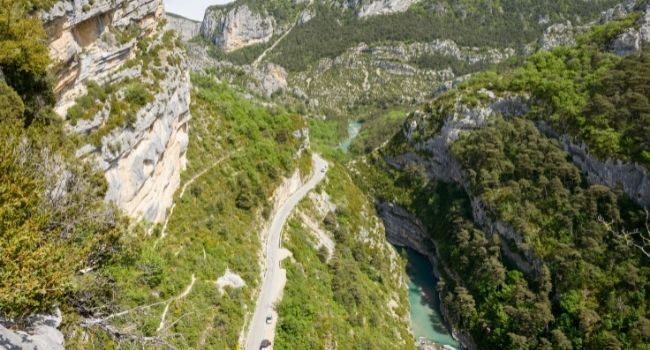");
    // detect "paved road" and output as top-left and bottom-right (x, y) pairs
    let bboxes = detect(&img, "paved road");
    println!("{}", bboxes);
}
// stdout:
(244, 154), (328, 350)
